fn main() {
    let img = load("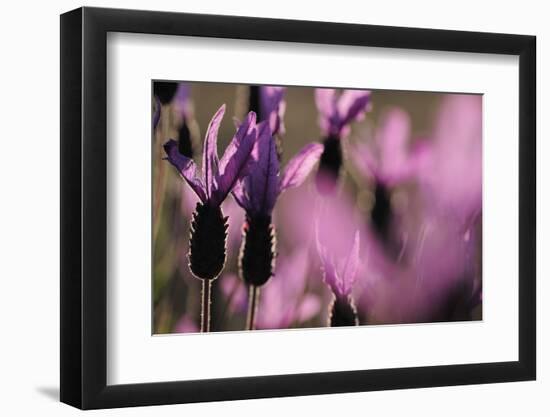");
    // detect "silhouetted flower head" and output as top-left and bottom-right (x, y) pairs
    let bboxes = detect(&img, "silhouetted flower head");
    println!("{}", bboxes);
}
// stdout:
(233, 127), (322, 287)
(164, 105), (258, 281)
